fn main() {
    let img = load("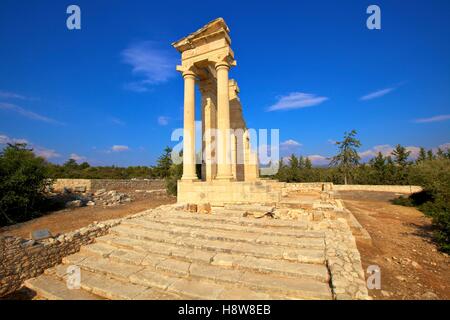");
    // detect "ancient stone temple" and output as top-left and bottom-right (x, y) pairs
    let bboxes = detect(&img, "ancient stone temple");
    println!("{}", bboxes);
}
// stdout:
(173, 18), (285, 205)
